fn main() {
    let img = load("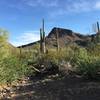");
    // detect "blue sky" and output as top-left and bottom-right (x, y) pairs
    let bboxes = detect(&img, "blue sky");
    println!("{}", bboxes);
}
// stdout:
(0, 0), (100, 46)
